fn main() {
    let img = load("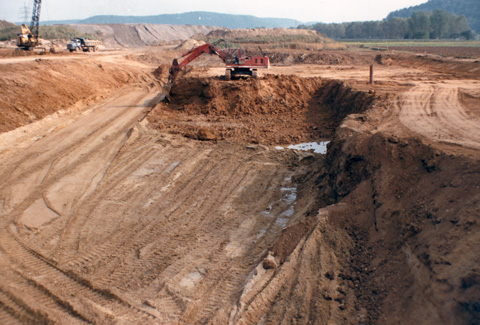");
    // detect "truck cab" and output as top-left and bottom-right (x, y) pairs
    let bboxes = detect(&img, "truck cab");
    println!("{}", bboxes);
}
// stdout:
(67, 38), (100, 52)
(67, 38), (83, 52)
